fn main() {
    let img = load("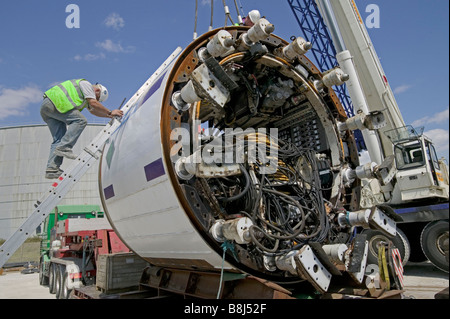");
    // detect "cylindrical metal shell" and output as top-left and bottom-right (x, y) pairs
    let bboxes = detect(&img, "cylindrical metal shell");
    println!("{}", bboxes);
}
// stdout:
(99, 54), (230, 271)
(99, 27), (362, 281)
